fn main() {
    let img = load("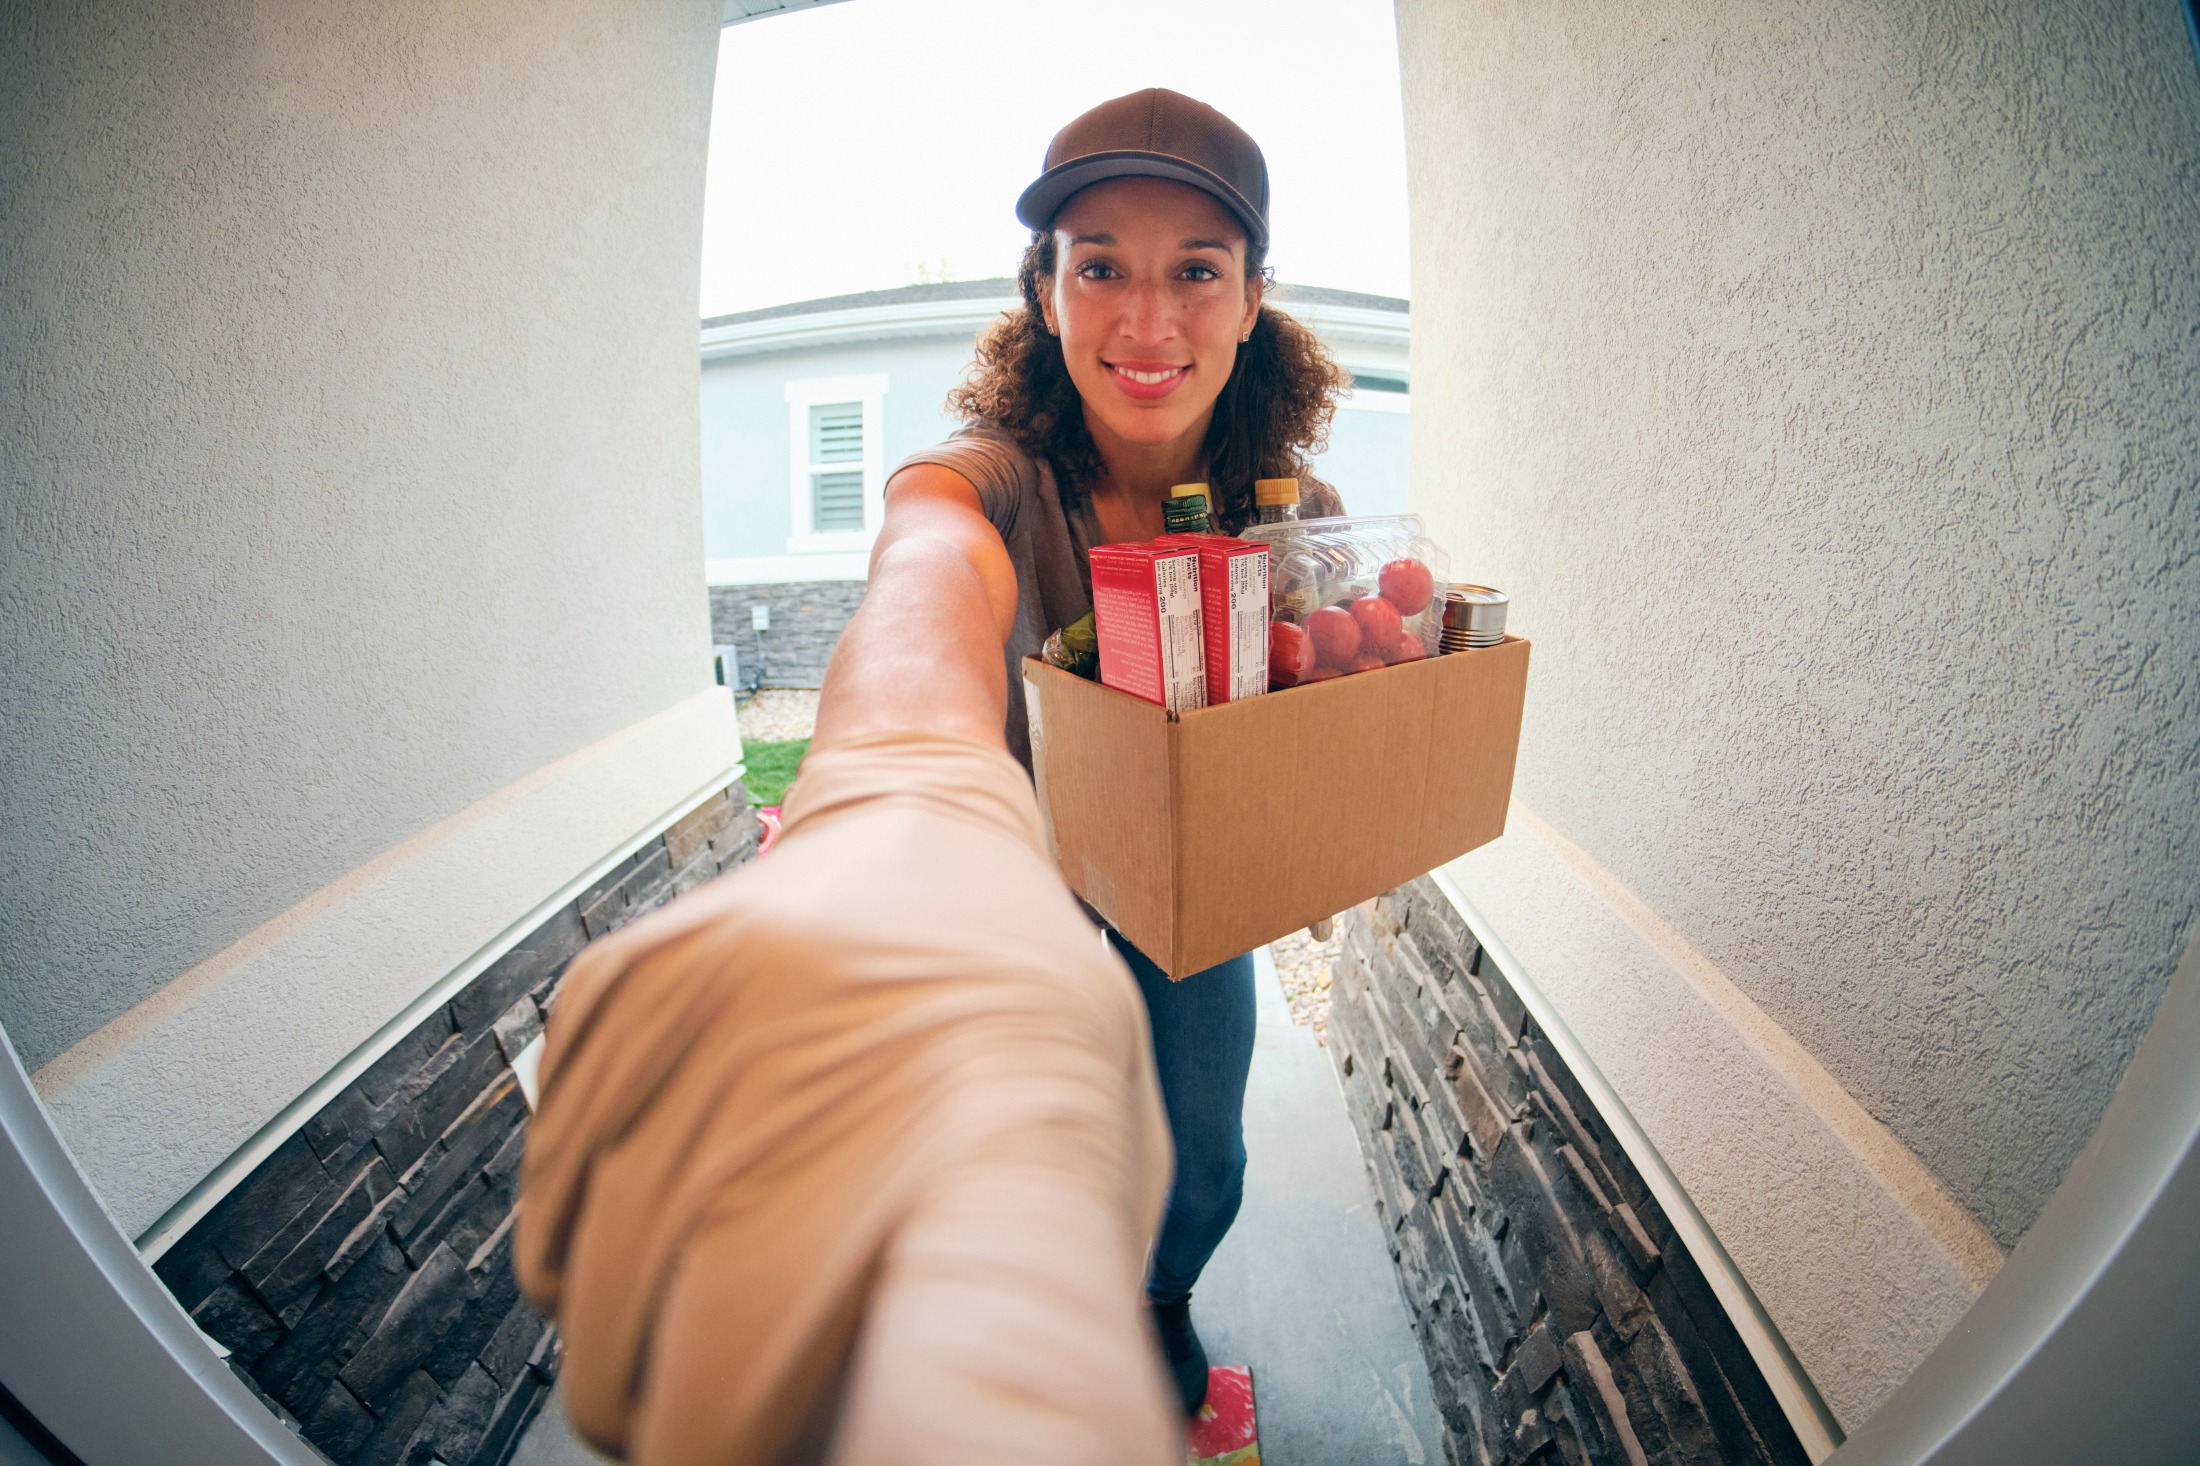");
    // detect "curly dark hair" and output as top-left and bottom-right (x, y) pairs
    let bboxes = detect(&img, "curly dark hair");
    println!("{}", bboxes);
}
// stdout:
(946, 231), (1351, 532)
